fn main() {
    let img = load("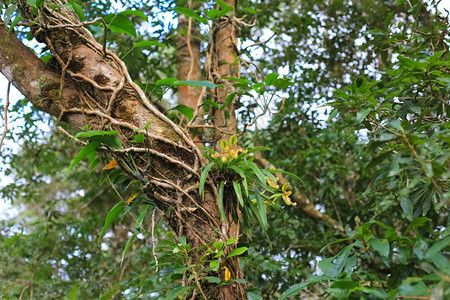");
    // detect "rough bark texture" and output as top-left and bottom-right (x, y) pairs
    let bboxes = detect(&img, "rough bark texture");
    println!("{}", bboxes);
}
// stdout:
(210, 0), (239, 149)
(177, 16), (202, 110)
(176, 5), (202, 144)
(0, 1), (245, 298)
